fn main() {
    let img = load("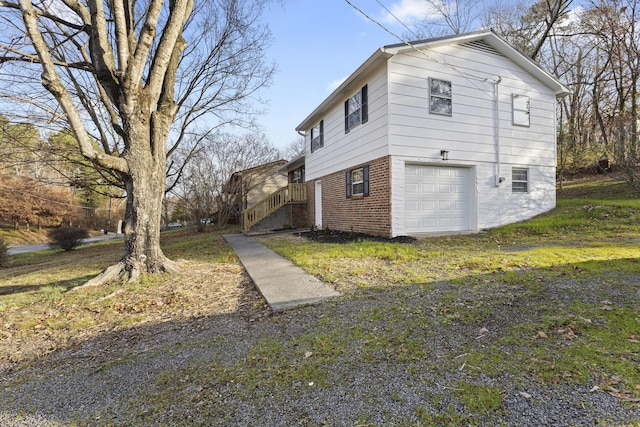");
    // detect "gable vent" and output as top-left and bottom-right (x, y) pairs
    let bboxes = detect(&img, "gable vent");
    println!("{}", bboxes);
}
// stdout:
(460, 40), (502, 57)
